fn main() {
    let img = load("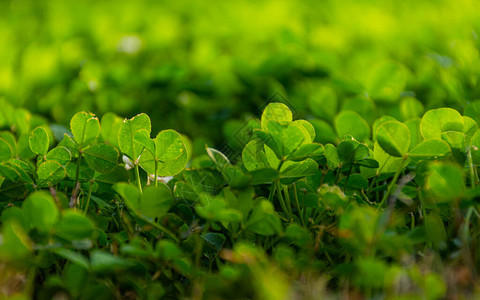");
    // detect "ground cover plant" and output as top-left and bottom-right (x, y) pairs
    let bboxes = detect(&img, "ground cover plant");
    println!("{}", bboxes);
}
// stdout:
(2, 101), (480, 299)
(2, 0), (480, 299)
